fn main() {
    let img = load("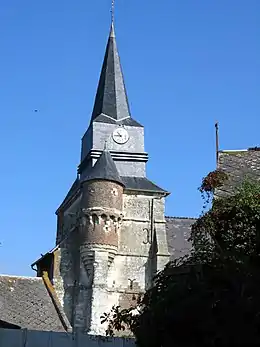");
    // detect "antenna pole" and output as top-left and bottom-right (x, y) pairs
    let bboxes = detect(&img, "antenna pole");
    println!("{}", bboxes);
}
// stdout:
(215, 122), (219, 167)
